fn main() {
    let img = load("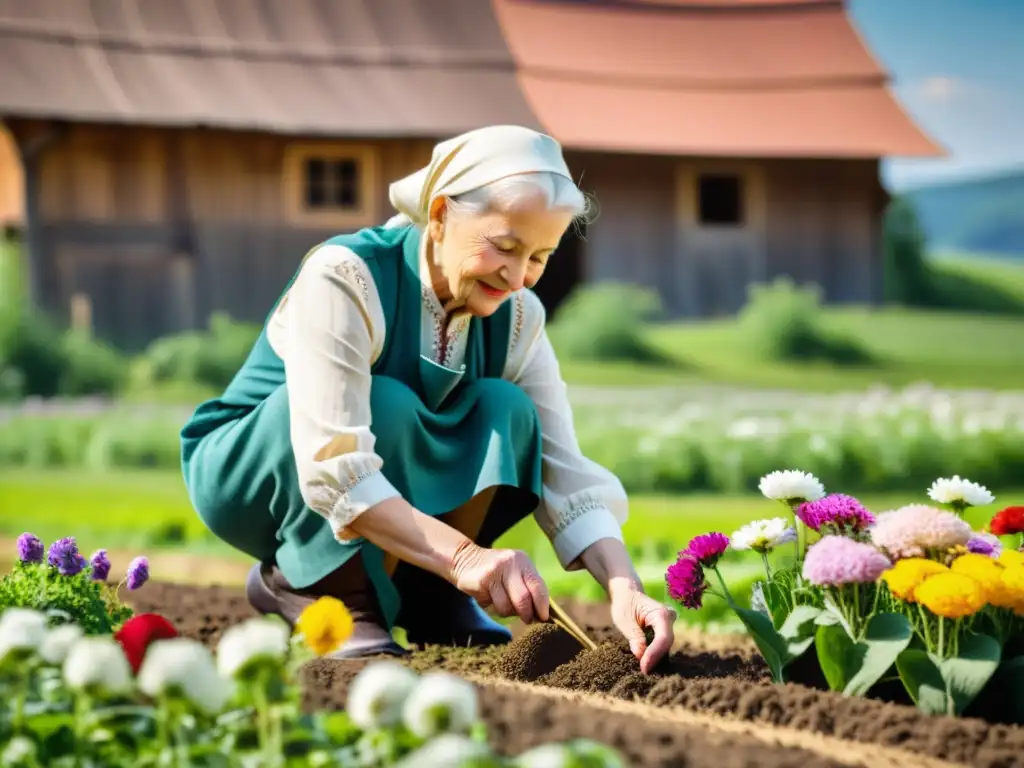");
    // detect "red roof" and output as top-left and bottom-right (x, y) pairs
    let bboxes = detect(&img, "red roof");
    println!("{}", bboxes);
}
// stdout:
(492, 0), (945, 158)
